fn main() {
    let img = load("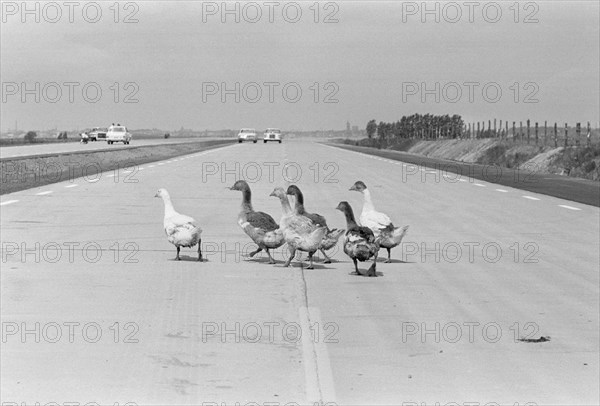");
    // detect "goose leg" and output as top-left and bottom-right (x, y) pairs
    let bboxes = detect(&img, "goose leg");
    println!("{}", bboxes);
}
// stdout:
(284, 247), (296, 267)
(306, 251), (315, 269)
(175, 246), (181, 261)
(197, 239), (203, 261)
(351, 258), (360, 275)
(265, 249), (276, 264)
(249, 247), (263, 257)
(367, 252), (378, 277)
(320, 248), (332, 264)
(384, 248), (391, 263)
